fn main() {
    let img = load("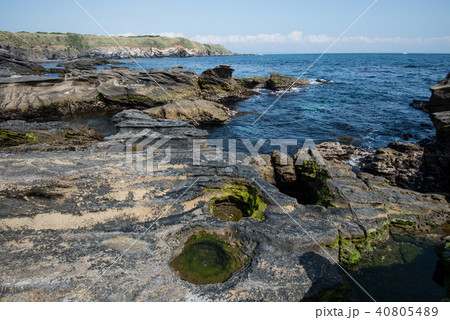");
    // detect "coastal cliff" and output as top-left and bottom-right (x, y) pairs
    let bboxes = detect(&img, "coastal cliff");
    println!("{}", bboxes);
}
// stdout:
(0, 31), (233, 61)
